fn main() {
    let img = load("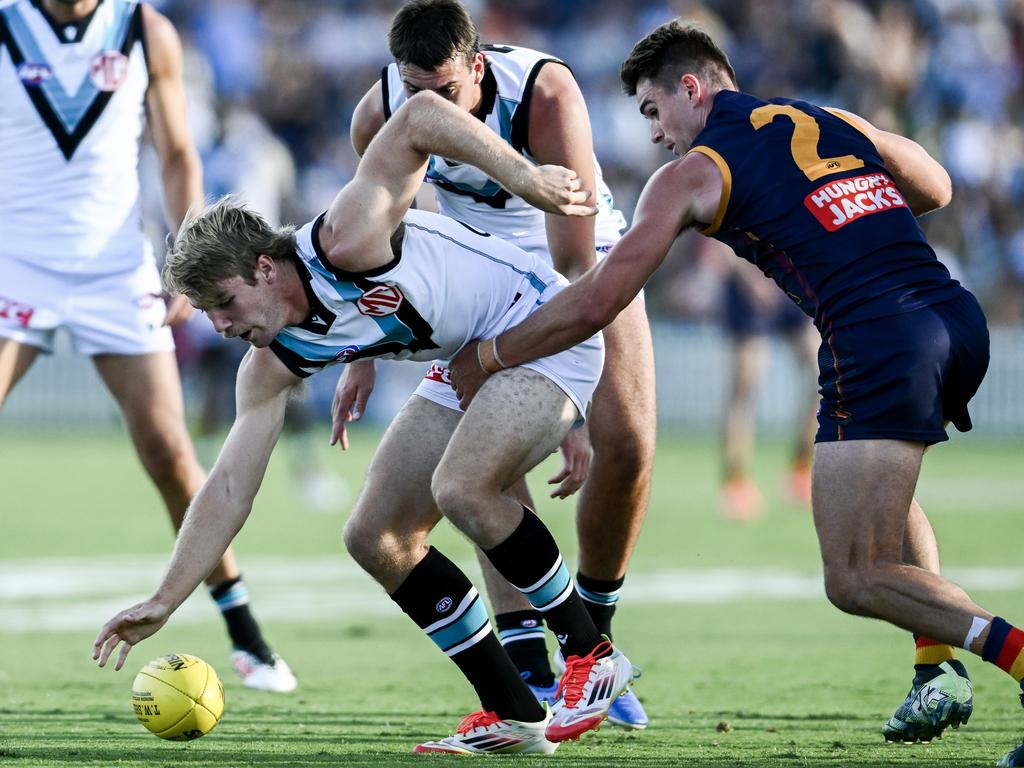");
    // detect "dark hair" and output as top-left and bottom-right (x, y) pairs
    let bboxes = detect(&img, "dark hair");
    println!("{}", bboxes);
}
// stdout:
(620, 20), (736, 96)
(388, 0), (479, 70)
